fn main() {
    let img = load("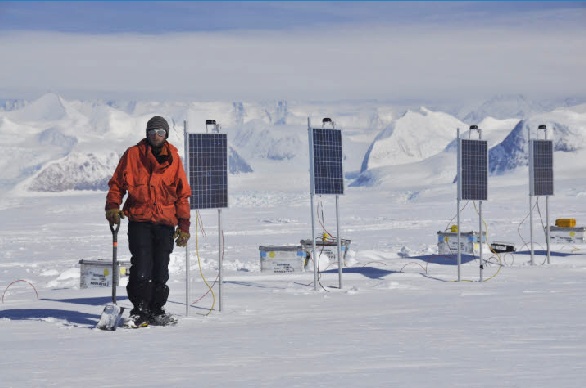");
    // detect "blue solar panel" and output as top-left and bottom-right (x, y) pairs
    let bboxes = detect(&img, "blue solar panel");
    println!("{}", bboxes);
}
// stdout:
(187, 133), (228, 209)
(530, 139), (554, 196)
(312, 128), (344, 195)
(460, 139), (488, 201)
